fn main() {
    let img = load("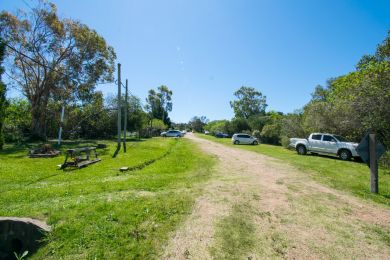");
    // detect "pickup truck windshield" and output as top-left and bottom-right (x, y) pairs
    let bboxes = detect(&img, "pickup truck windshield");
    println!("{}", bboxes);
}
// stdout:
(334, 135), (348, 142)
